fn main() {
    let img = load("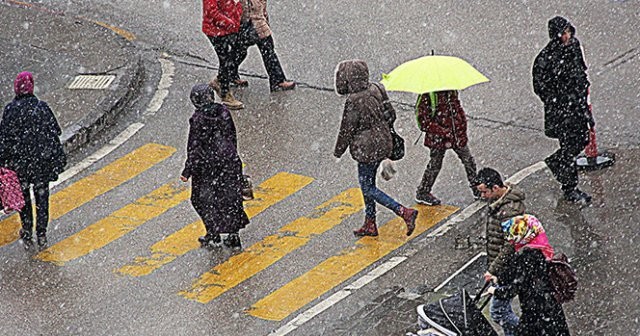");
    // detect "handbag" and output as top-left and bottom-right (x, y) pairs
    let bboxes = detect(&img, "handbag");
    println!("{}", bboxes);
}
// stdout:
(239, 21), (260, 47)
(388, 127), (405, 161)
(0, 167), (25, 213)
(241, 174), (254, 201)
(373, 83), (405, 161)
